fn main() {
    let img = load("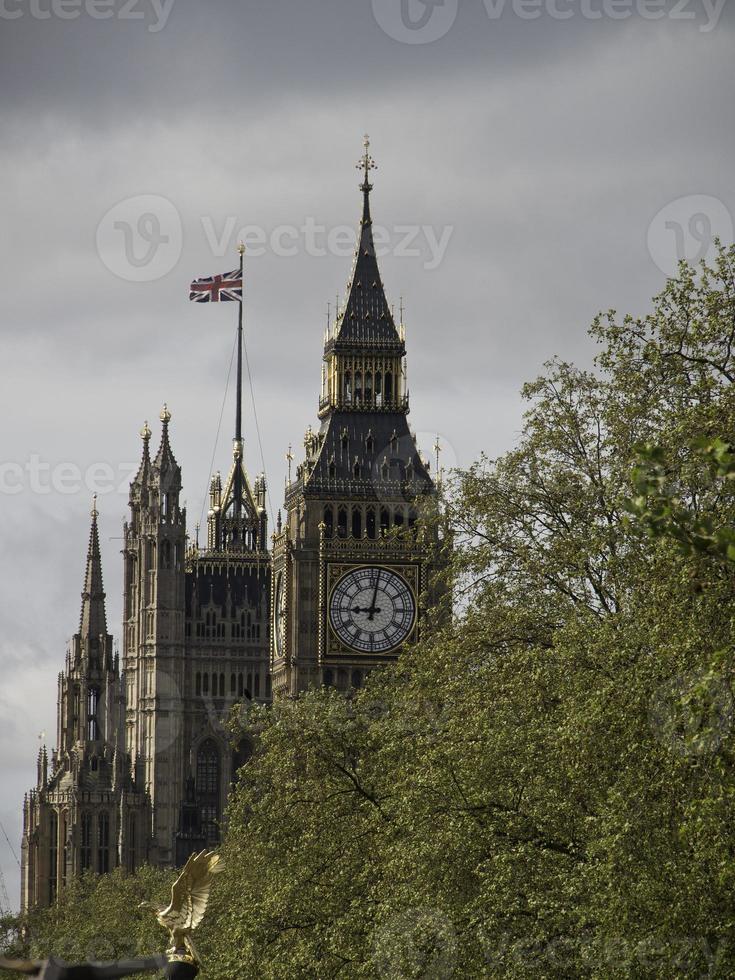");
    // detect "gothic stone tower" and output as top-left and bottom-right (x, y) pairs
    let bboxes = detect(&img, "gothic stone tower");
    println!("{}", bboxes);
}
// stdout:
(21, 502), (150, 911)
(122, 407), (187, 867)
(124, 392), (270, 866)
(271, 140), (437, 696)
(180, 406), (270, 857)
